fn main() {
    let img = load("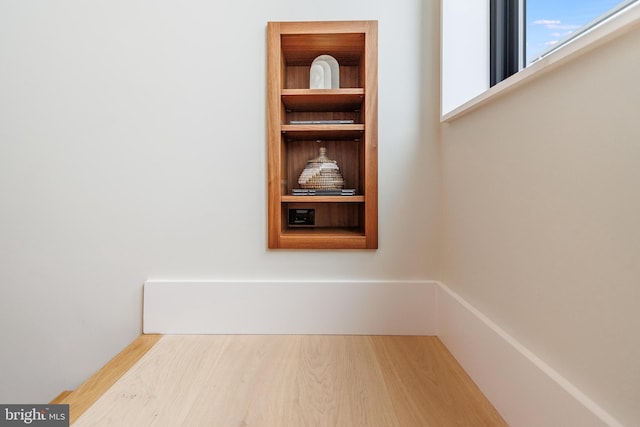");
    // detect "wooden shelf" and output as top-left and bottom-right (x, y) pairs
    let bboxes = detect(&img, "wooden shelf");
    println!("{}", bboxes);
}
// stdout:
(280, 231), (368, 250)
(280, 32), (365, 65)
(281, 124), (364, 141)
(267, 21), (378, 250)
(282, 89), (365, 111)
(281, 195), (365, 203)
(282, 227), (365, 235)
